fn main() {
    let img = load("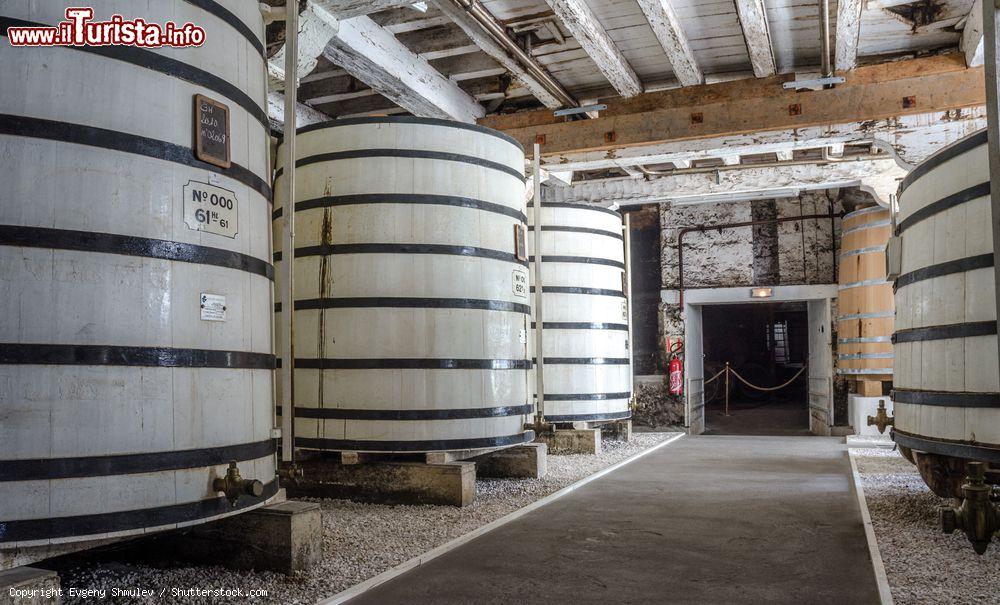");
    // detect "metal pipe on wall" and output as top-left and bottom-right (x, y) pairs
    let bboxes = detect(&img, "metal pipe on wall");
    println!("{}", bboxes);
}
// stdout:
(532, 144), (546, 424)
(981, 0), (1000, 379)
(623, 212), (635, 410)
(279, 0), (298, 464)
(819, 0), (832, 78)
(676, 212), (840, 306)
(446, 0), (577, 108)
